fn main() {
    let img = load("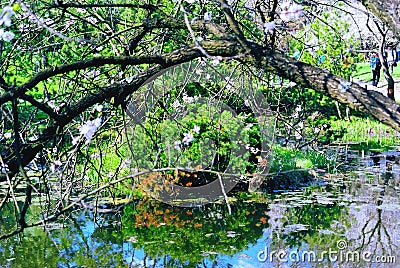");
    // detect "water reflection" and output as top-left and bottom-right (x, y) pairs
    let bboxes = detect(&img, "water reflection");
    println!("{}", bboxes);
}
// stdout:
(0, 156), (400, 267)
